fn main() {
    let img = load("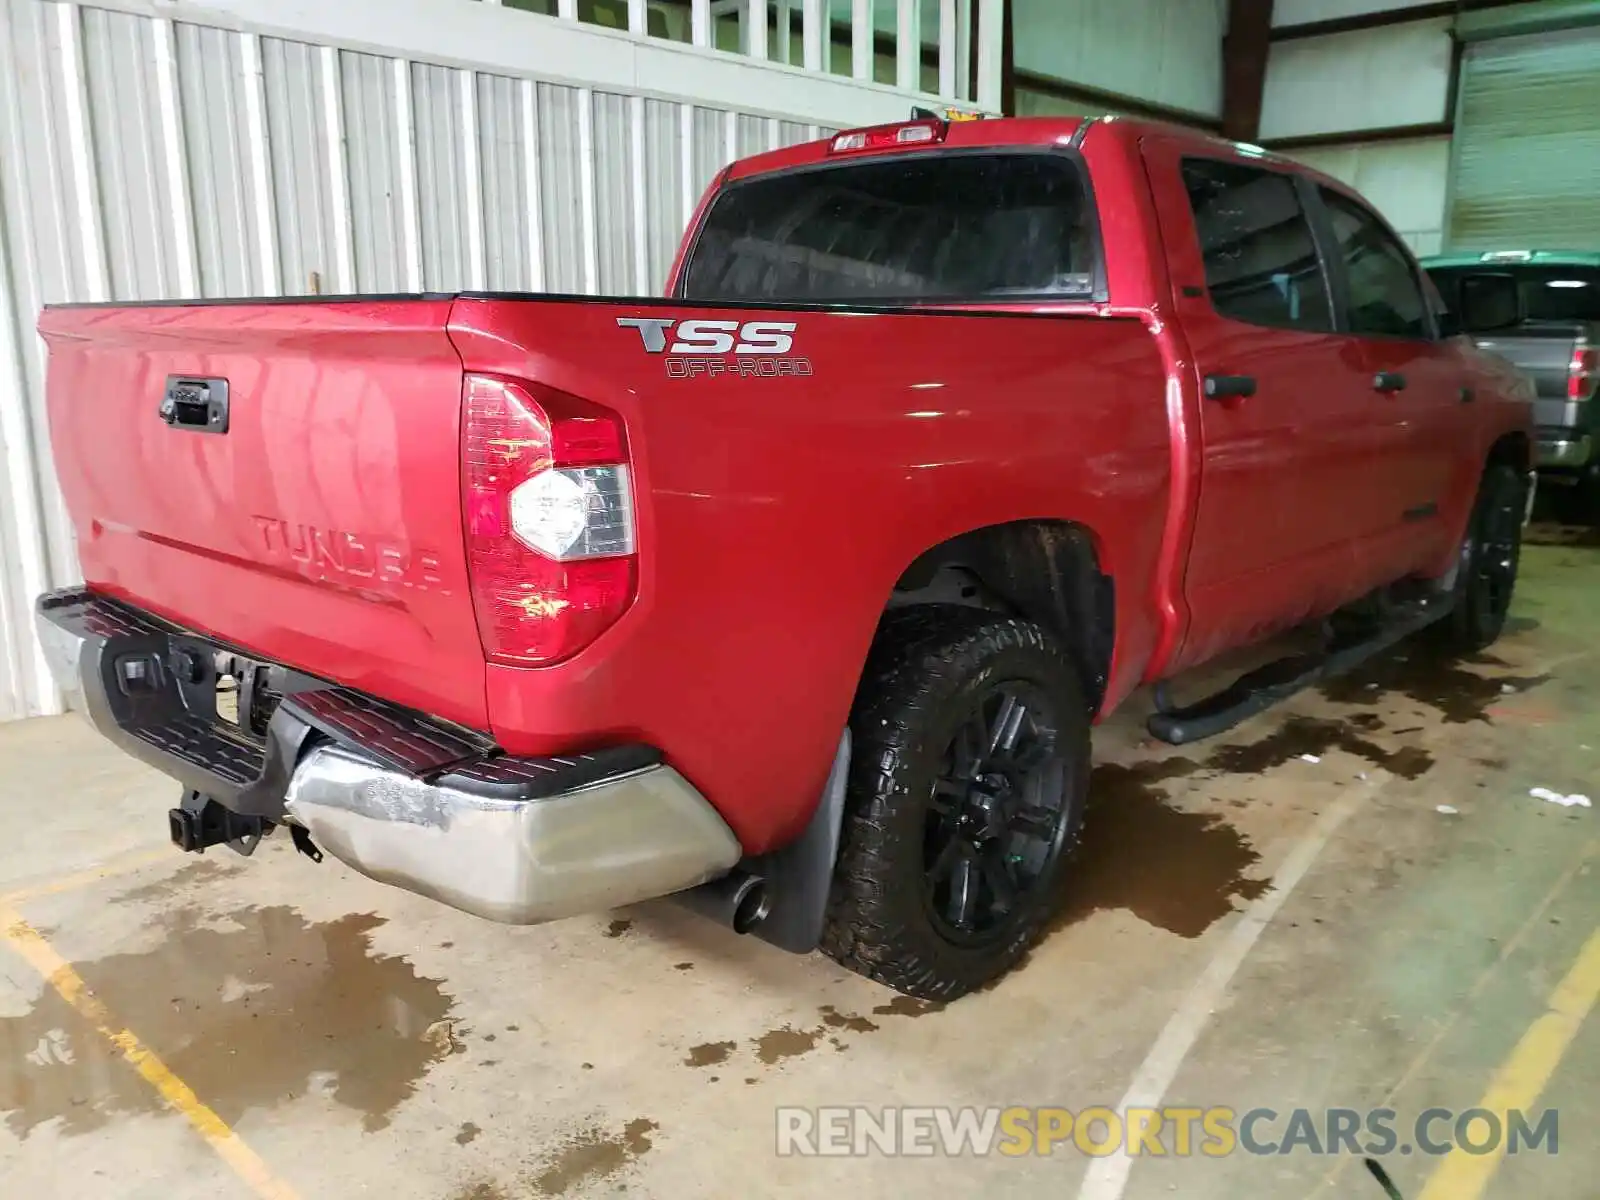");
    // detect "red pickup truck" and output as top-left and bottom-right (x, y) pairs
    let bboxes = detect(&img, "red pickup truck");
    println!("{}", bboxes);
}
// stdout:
(36, 115), (1532, 999)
